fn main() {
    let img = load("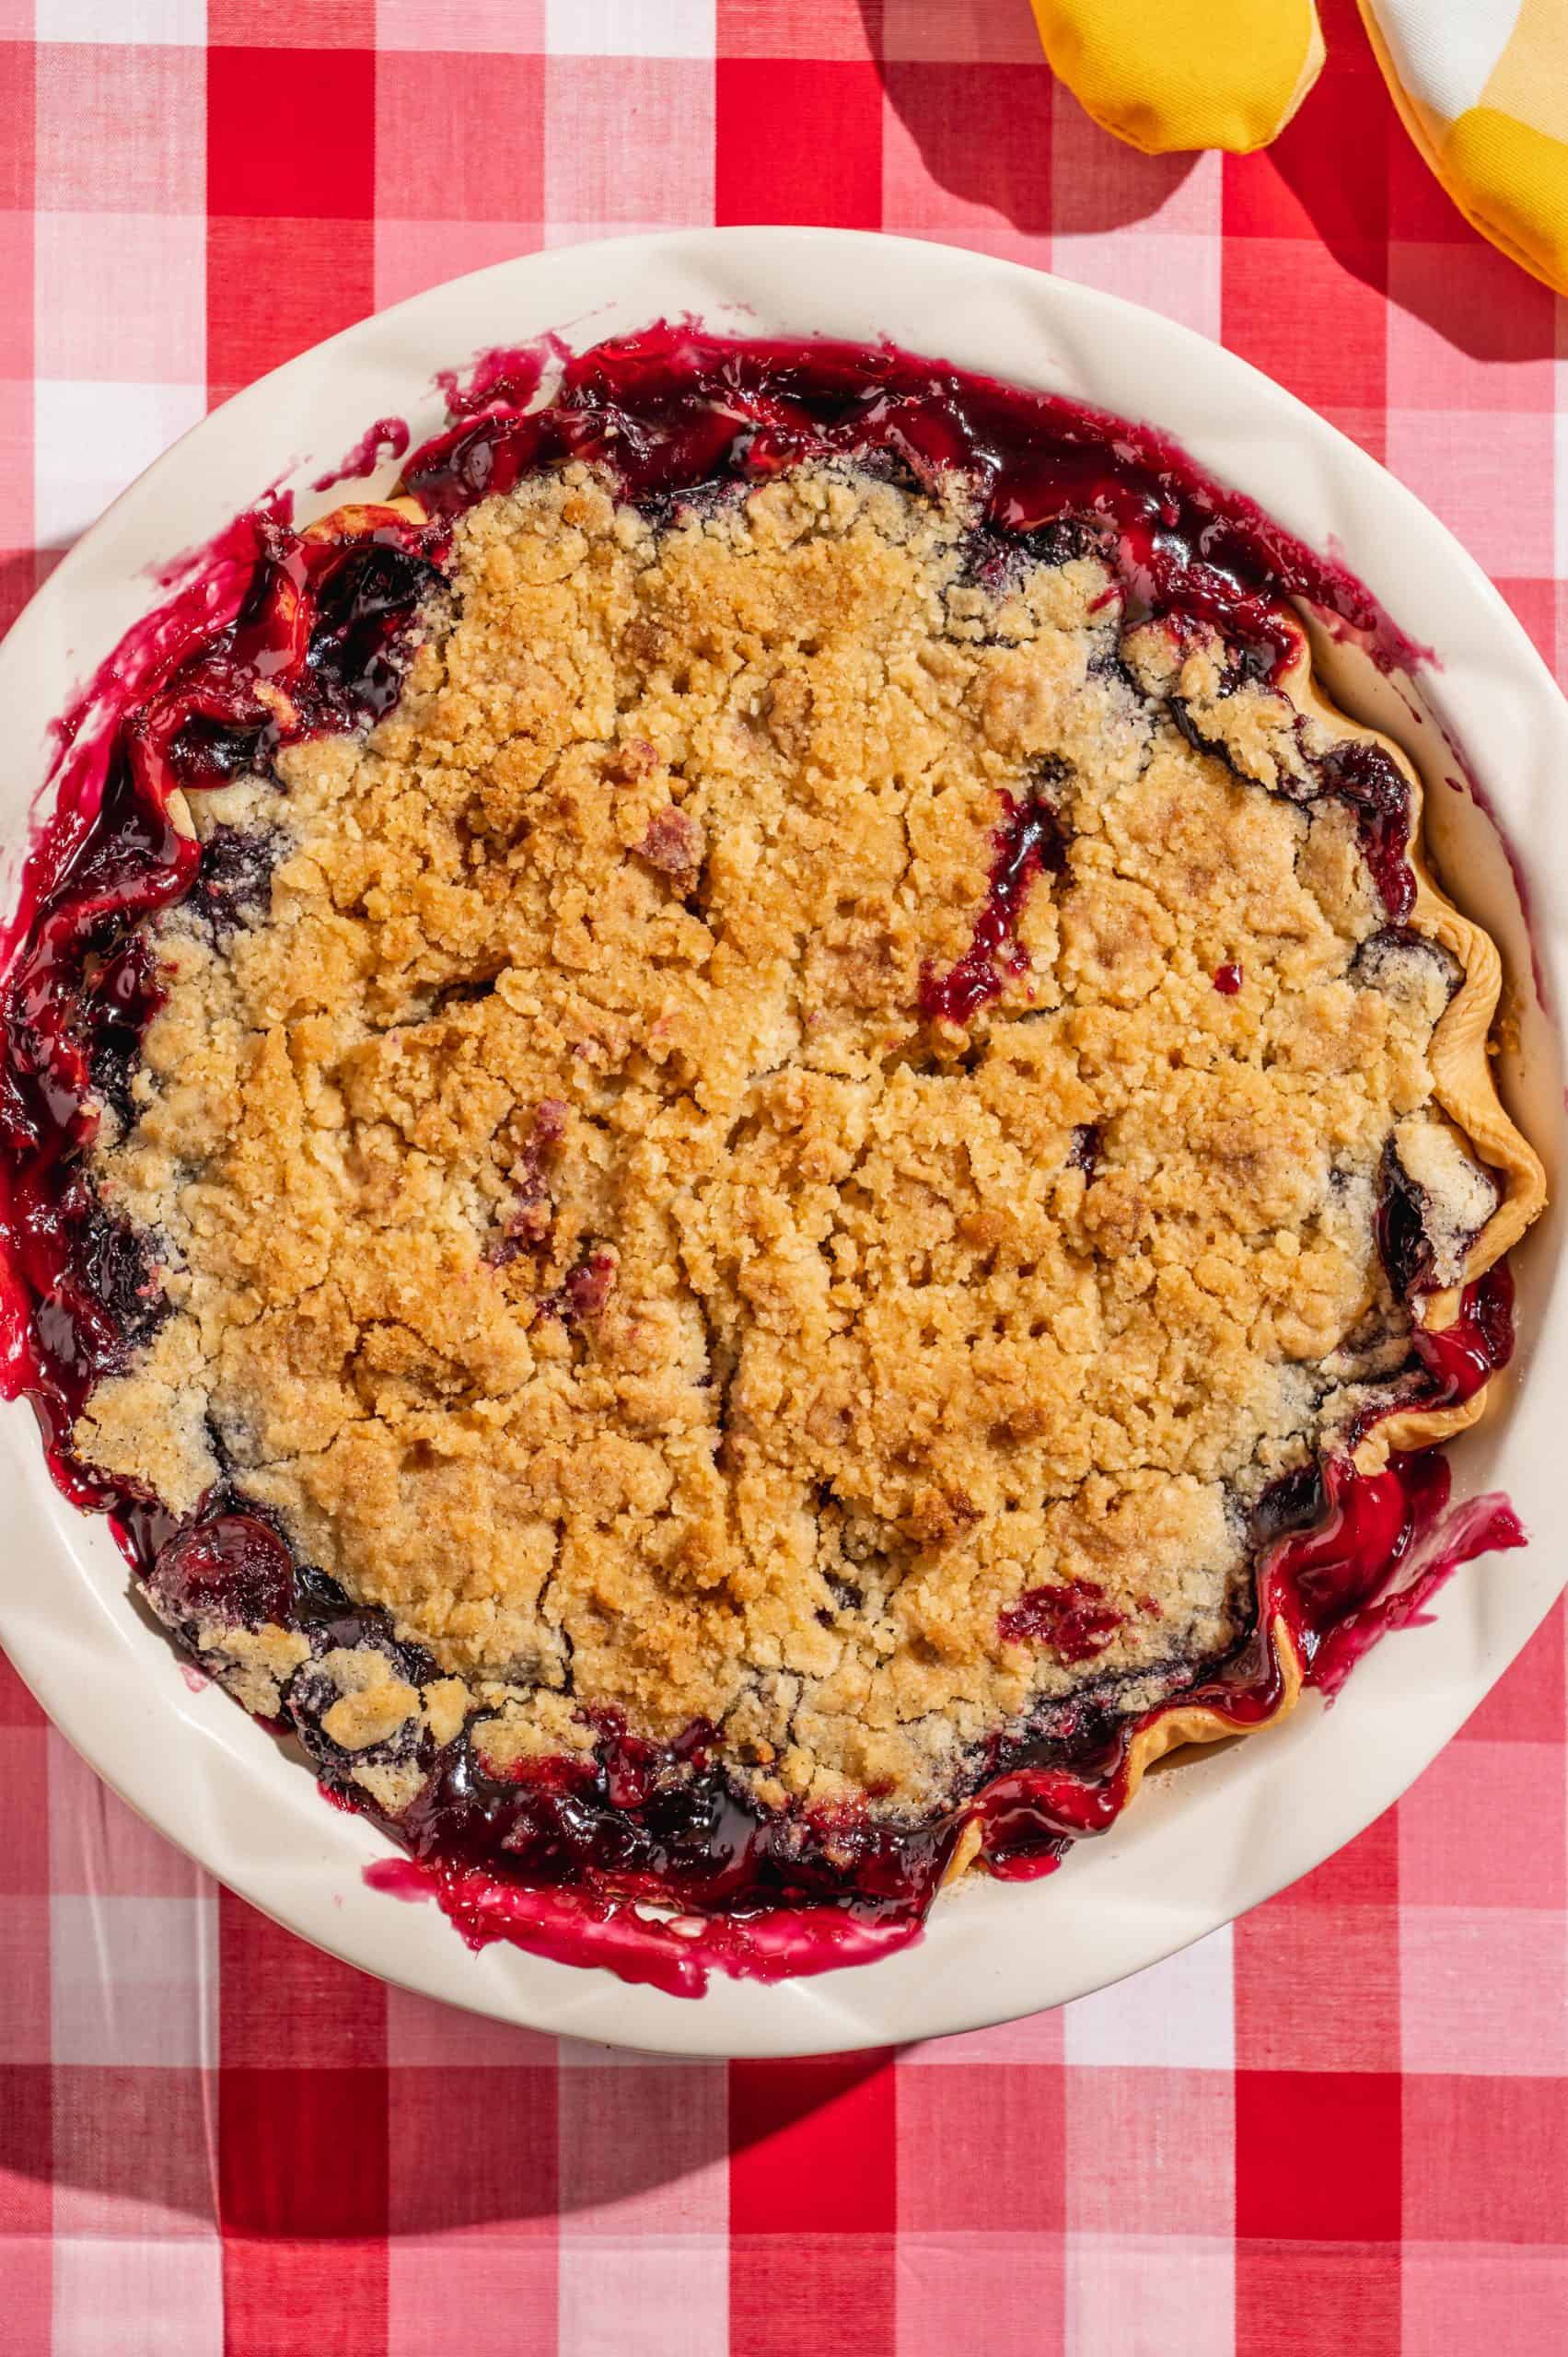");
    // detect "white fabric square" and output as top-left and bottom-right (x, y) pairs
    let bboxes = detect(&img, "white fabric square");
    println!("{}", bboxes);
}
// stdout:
(52, 2235), (223, 2357)
(34, 379), (205, 553)
(546, 0), (715, 59)
(557, 2235), (729, 2357)
(1067, 2234), (1234, 2357)
(35, 215), (204, 386)
(1063, 1926), (1235, 2070)
(36, 0), (206, 41)
(51, 1894), (217, 2067)
(1050, 230), (1222, 346)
